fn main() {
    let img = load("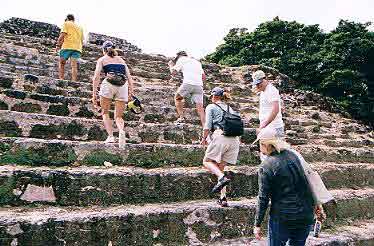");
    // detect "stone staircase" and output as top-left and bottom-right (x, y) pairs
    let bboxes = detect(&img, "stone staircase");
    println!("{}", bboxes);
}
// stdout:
(0, 18), (373, 245)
